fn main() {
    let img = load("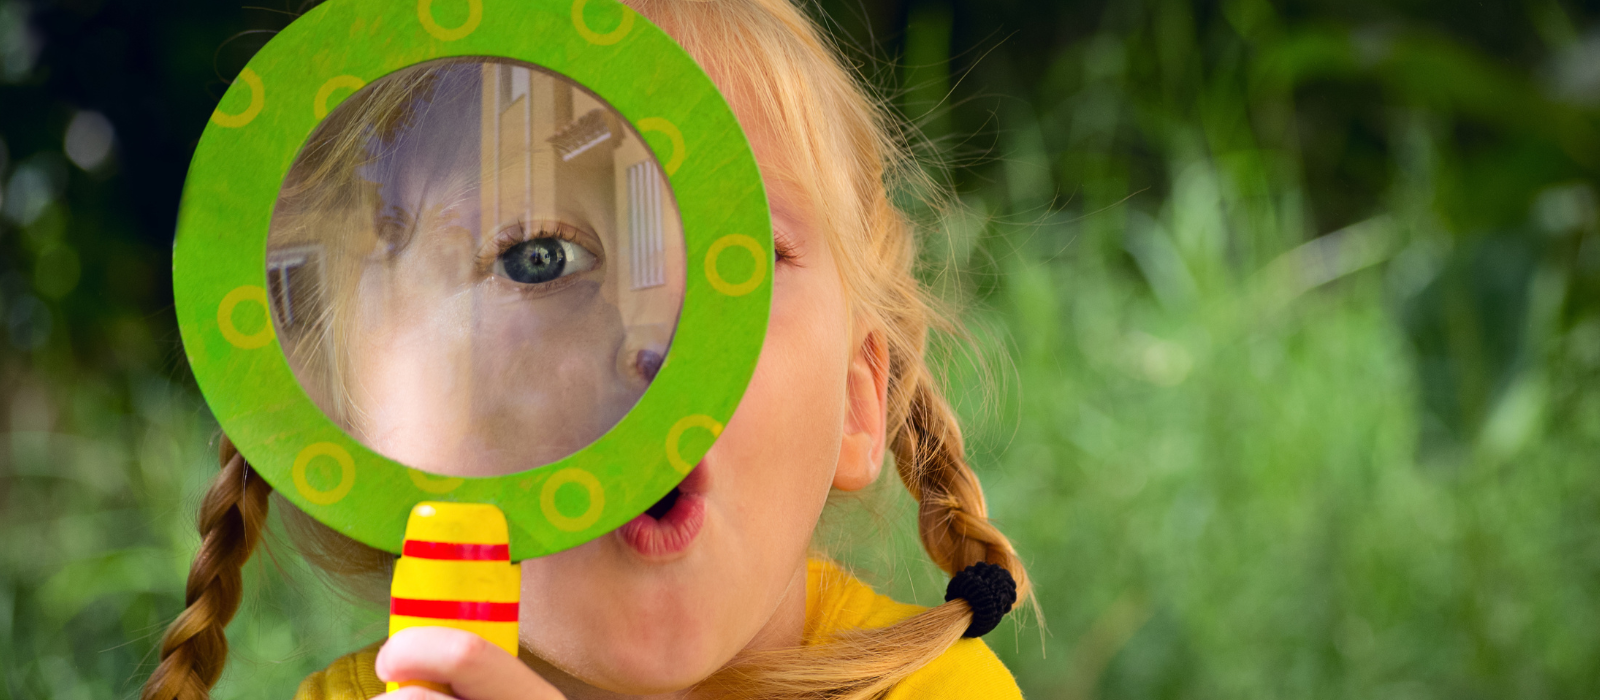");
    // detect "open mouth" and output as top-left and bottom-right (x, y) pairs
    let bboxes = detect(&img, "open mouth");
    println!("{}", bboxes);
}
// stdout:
(617, 467), (708, 558)
(644, 485), (680, 520)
